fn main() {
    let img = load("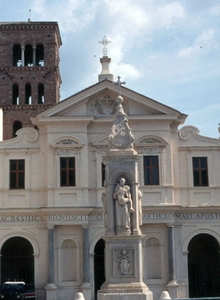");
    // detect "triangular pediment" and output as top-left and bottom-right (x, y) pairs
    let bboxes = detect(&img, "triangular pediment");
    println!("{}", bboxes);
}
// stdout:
(32, 80), (187, 125)
(90, 134), (109, 148)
